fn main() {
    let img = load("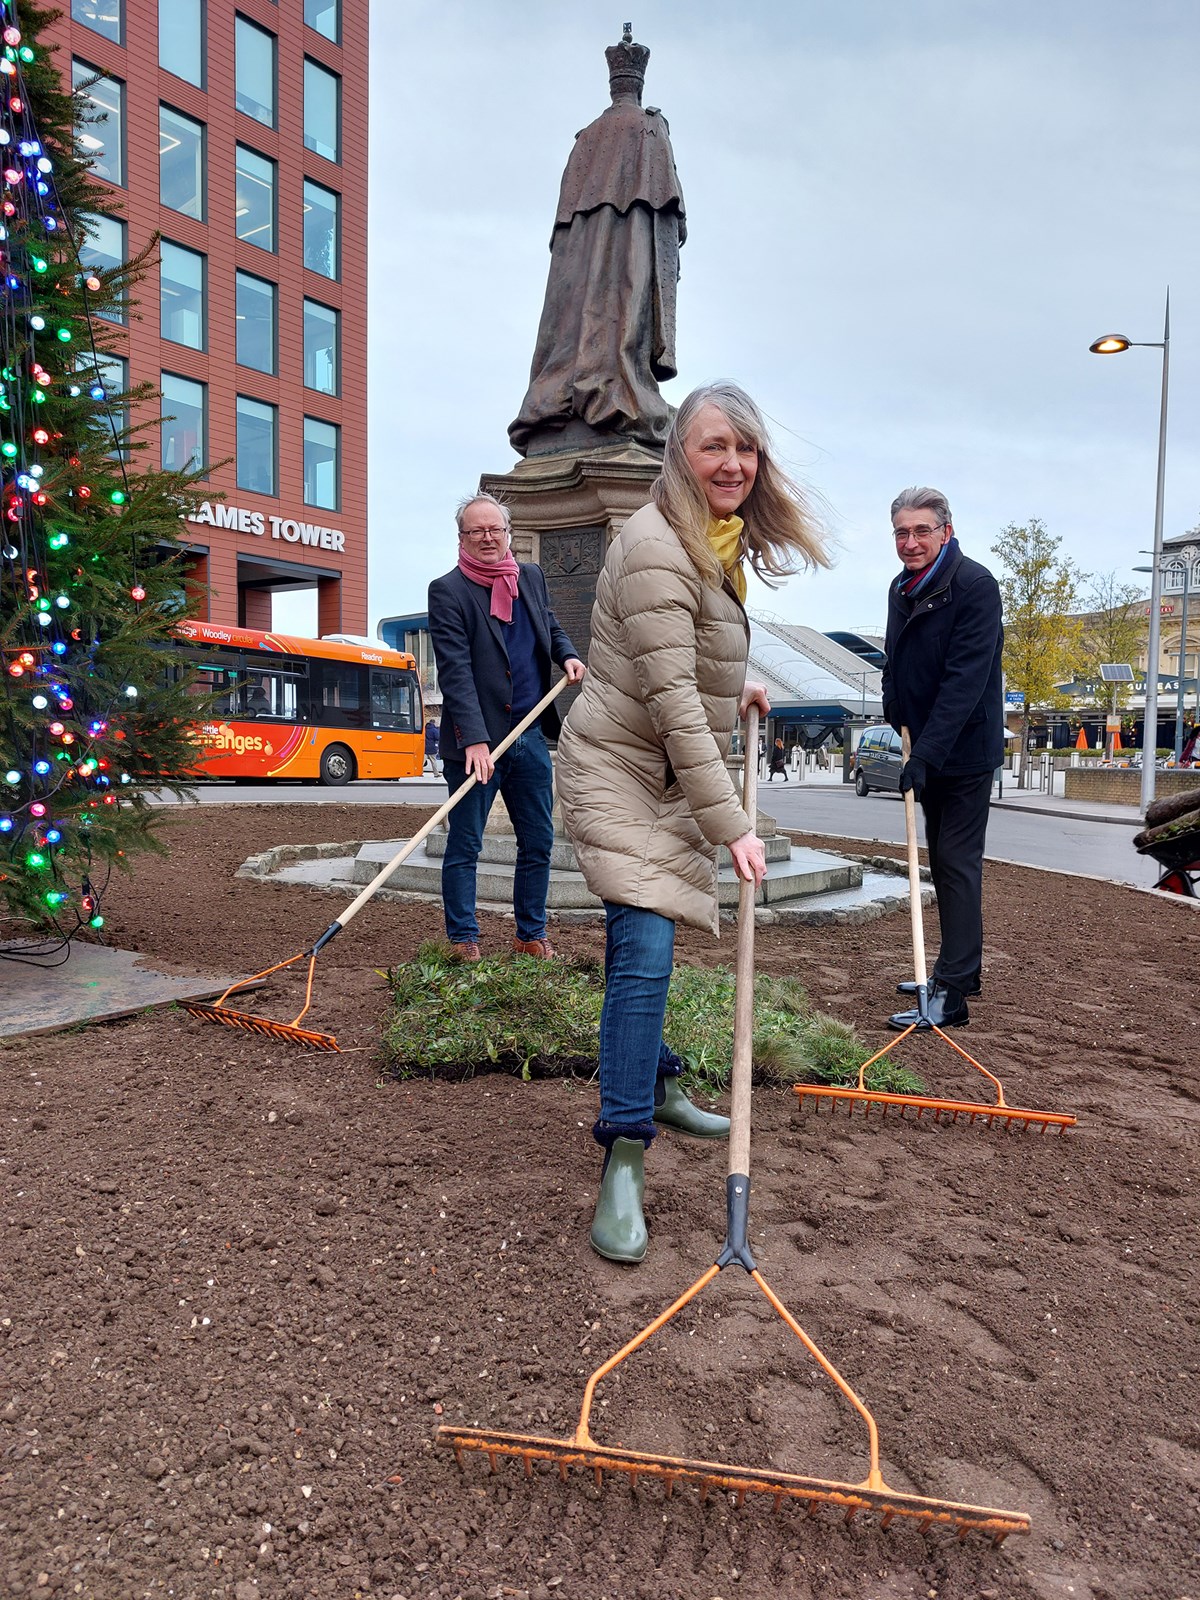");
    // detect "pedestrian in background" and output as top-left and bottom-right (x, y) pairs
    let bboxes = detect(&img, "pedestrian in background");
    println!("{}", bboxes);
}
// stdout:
(423, 713), (441, 776)
(768, 736), (788, 781)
